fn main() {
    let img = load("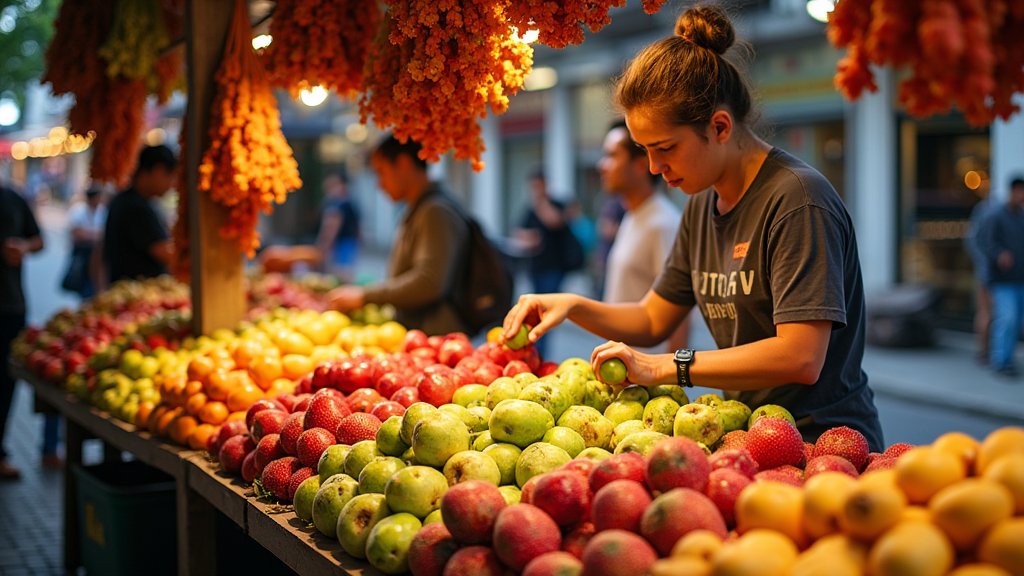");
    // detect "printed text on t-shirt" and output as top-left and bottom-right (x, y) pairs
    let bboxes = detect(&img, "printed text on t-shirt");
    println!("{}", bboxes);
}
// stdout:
(694, 270), (756, 298)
